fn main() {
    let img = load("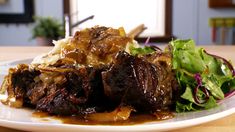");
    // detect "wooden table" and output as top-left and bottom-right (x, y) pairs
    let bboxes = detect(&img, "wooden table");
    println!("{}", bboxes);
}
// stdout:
(0, 46), (235, 132)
